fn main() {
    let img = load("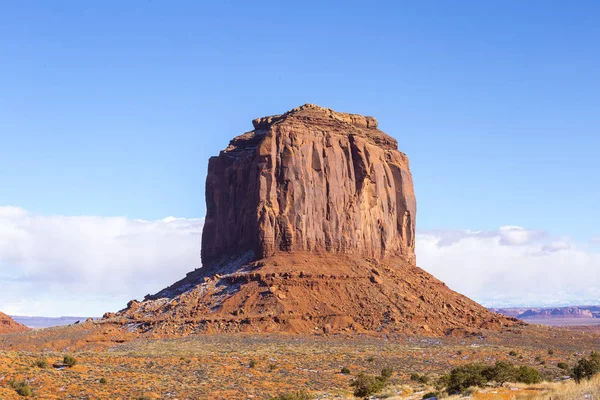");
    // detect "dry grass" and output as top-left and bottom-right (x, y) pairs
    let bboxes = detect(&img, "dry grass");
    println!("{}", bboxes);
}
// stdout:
(515, 374), (600, 399)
